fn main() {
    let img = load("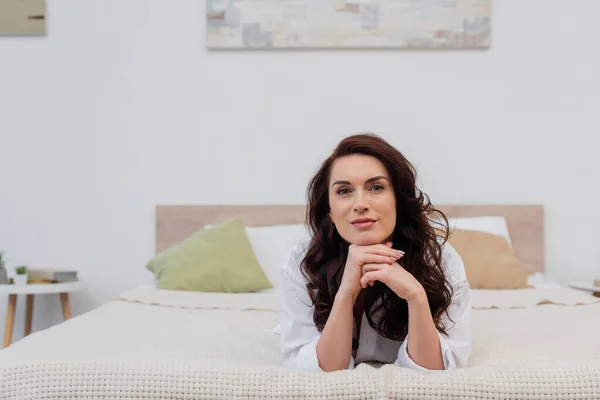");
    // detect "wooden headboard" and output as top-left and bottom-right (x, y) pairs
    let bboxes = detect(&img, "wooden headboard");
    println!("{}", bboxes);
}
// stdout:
(156, 205), (544, 274)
